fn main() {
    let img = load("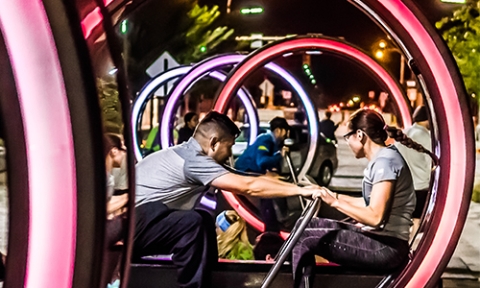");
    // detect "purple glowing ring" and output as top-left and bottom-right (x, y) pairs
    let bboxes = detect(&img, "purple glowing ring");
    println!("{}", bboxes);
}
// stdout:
(131, 65), (258, 161)
(161, 54), (315, 156)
